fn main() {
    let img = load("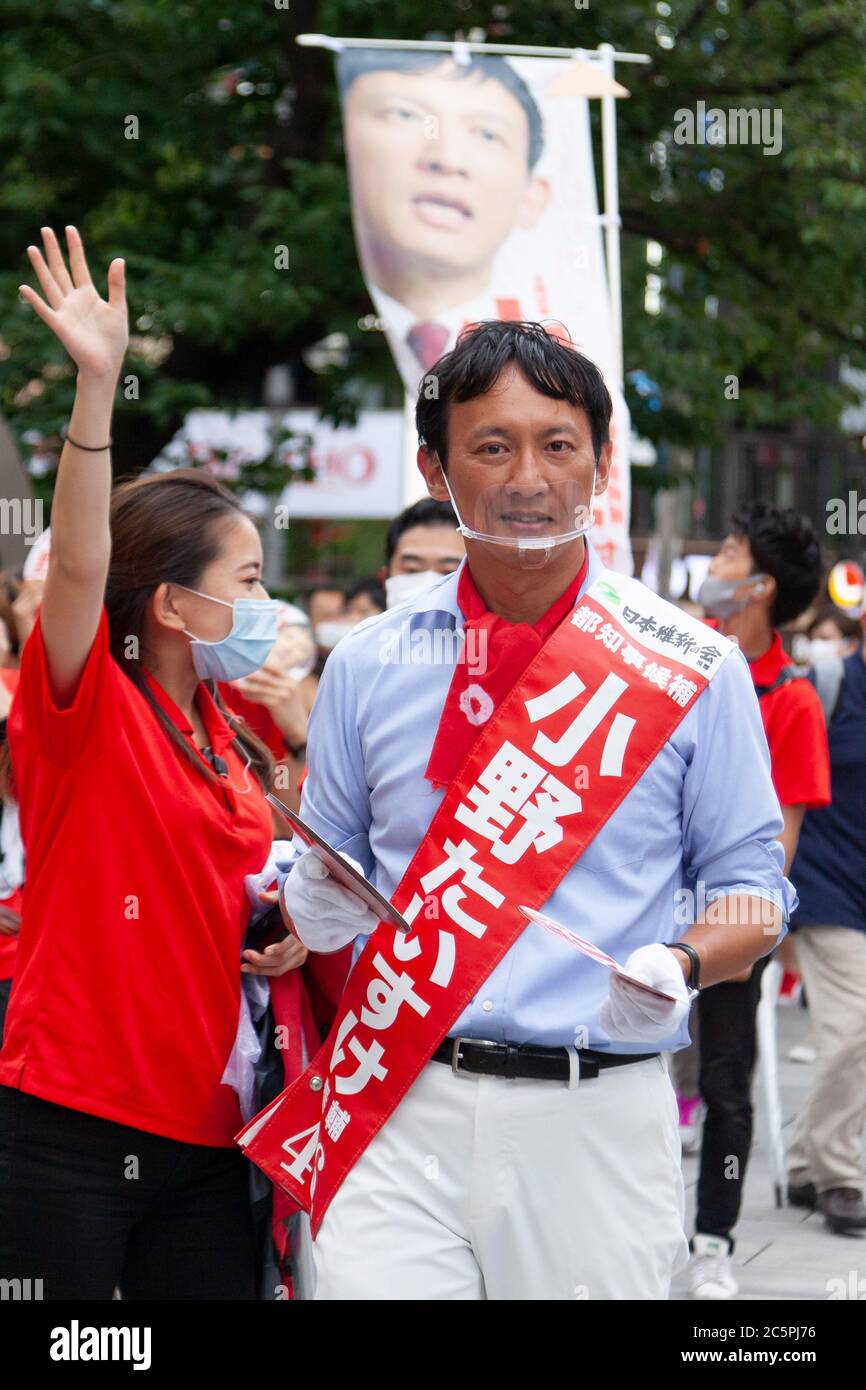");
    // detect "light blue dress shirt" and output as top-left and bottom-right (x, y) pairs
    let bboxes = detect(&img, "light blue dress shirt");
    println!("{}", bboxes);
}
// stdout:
(277, 542), (794, 1052)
